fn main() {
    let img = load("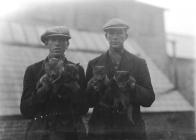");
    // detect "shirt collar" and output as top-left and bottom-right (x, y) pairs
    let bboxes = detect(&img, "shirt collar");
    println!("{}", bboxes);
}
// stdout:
(45, 55), (67, 62)
(108, 47), (125, 57)
(42, 55), (67, 70)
